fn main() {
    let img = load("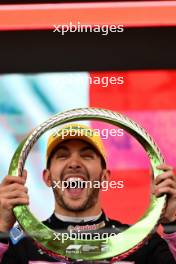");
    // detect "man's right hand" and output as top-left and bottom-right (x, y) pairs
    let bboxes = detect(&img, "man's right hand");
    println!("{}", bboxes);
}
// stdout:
(0, 170), (29, 232)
